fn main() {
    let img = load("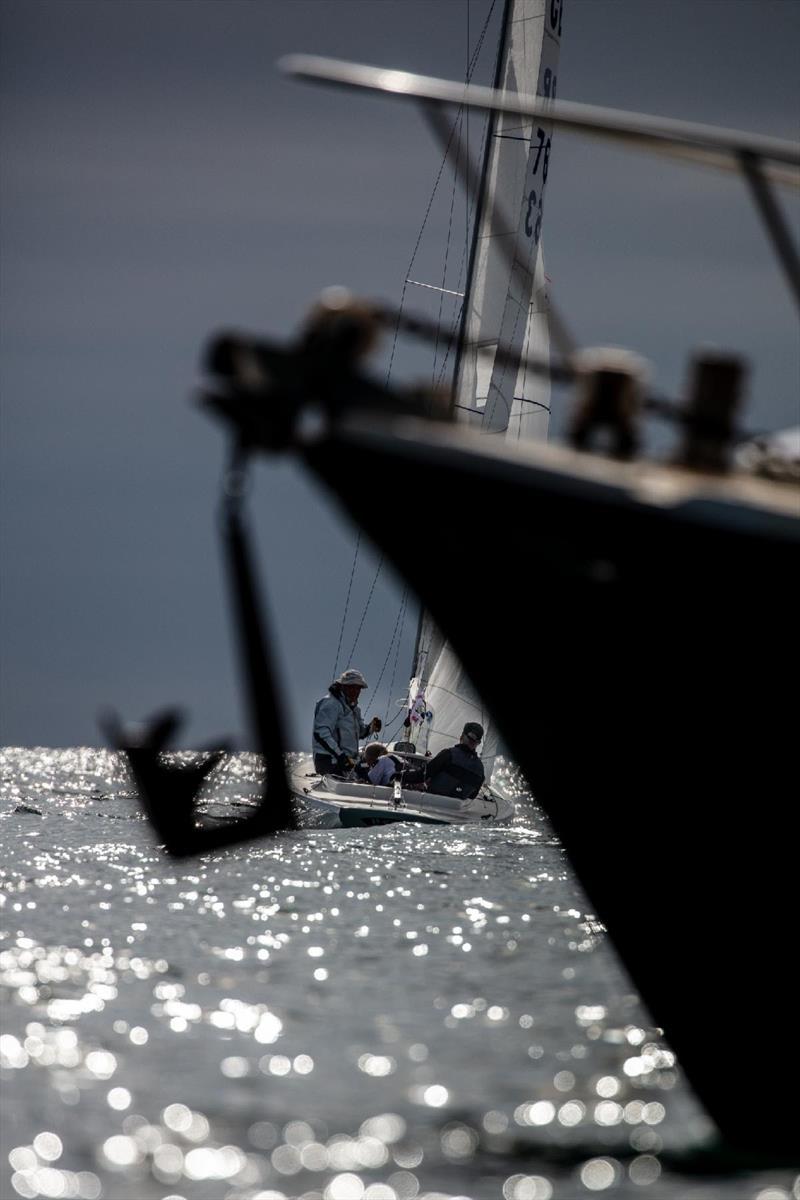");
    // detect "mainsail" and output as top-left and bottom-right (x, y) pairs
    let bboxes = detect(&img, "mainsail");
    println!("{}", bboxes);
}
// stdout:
(408, 0), (563, 776)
